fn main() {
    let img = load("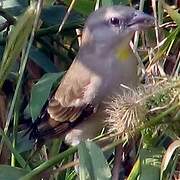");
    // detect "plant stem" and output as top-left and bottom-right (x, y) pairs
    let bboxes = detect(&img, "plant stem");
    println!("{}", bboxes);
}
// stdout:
(133, 0), (145, 49)
(139, 103), (180, 131)
(19, 102), (180, 179)
(0, 0), (43, 155)
(57, 0), (76, 34)
(36, 20), (83, 37)
(11, 88), (21, 166)
(19, 146), (77, 180)
(0, 127), (31, 170)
